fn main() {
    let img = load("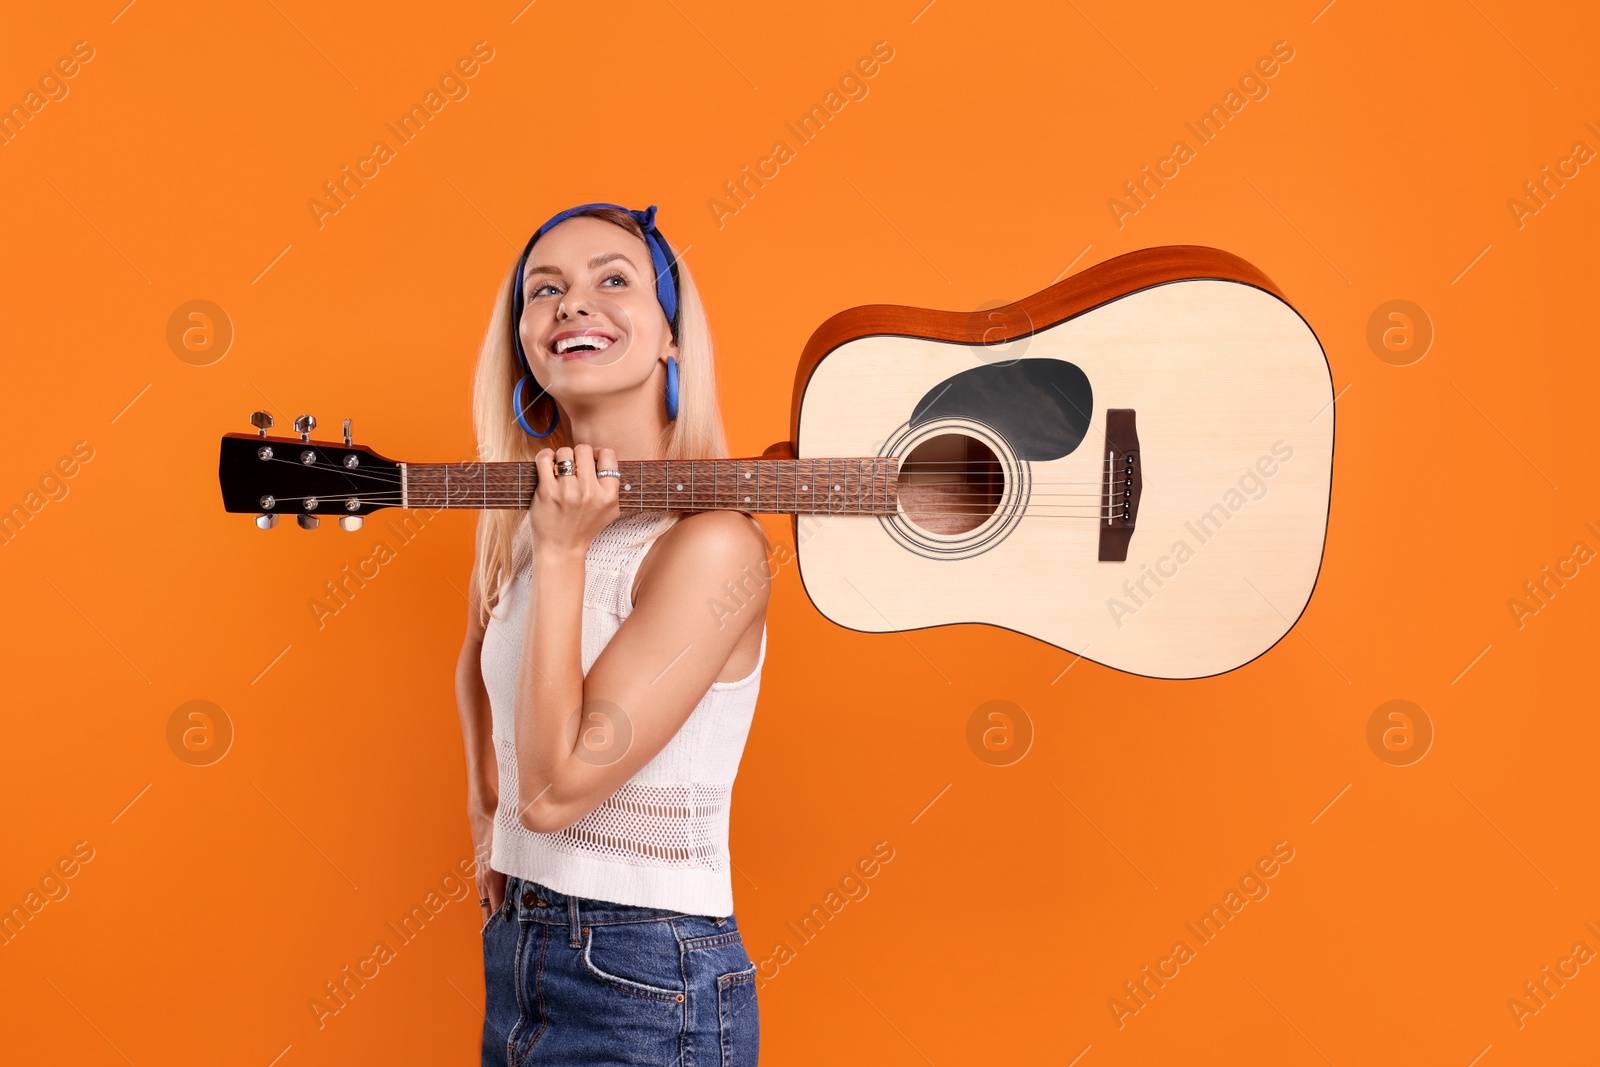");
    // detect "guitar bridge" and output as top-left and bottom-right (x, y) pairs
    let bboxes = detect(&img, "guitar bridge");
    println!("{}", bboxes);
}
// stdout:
(1099, 409), (1141, 561)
